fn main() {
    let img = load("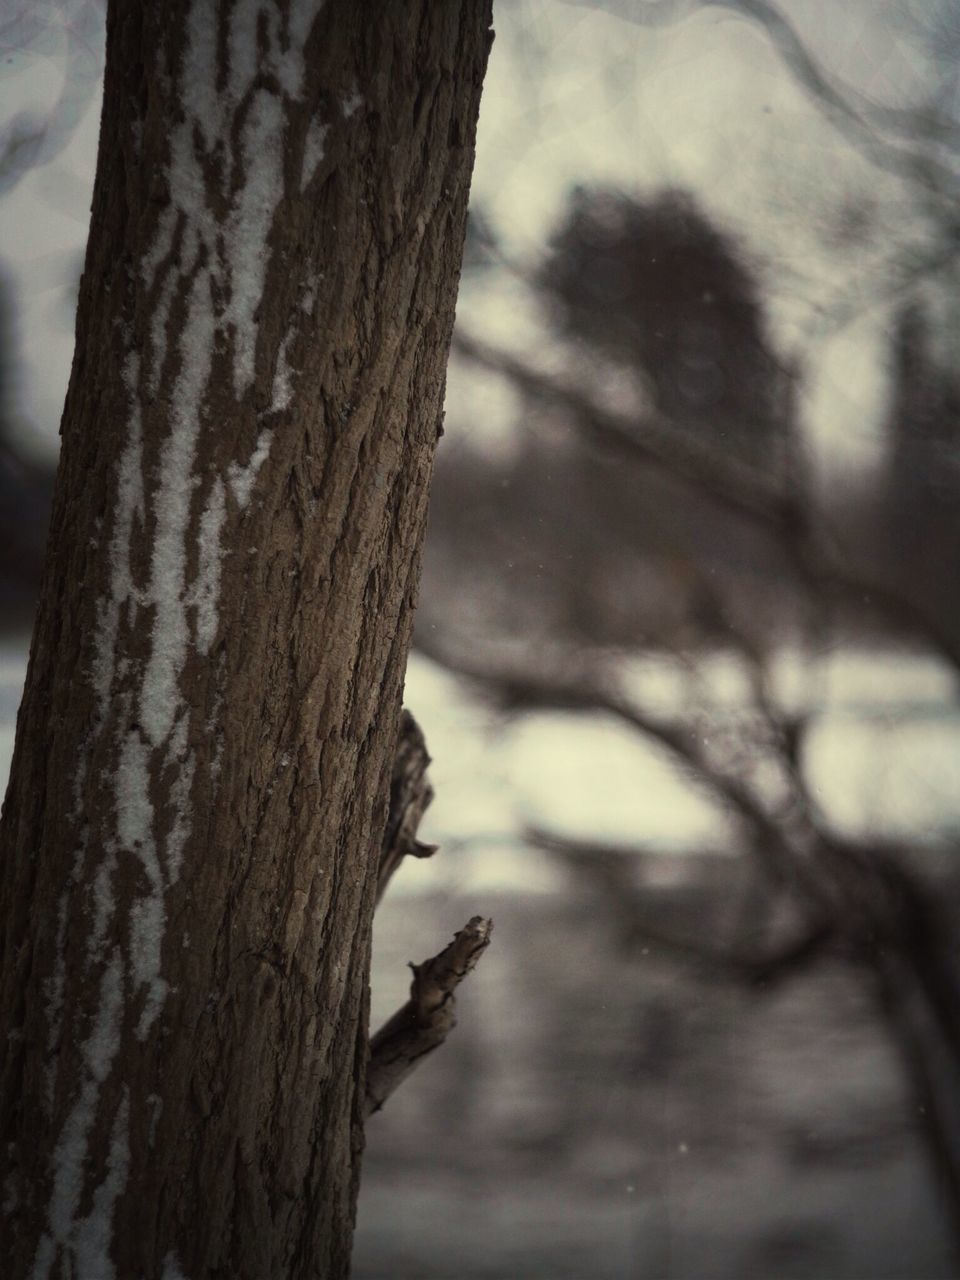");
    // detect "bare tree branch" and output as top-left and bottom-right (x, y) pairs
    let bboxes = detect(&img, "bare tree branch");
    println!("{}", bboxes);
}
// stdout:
(526, 824), (836, 985)
(369, 716), (491, 1117)
(452, 329), (960, 677)
(365, 916), (493, 1118)
(454, 328), (794, 532)
(415, 628), (835, 907)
